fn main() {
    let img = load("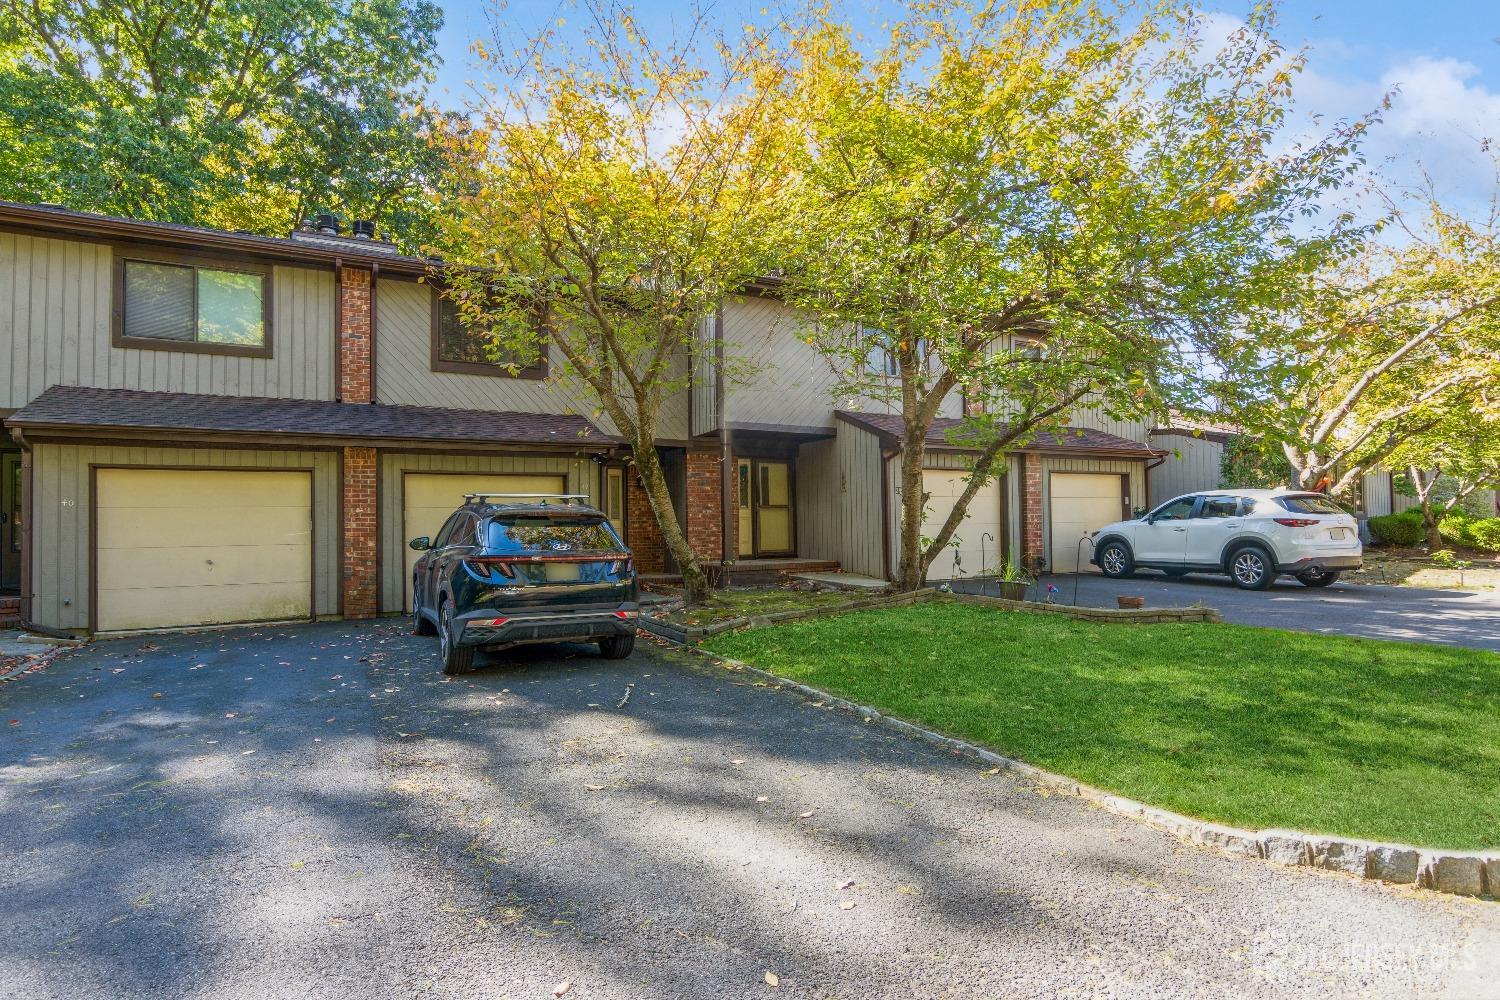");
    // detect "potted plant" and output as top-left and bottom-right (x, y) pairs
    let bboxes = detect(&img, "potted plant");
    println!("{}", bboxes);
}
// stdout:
(996, 560), (1032, 601)
(1117, 595), (1145, 609)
